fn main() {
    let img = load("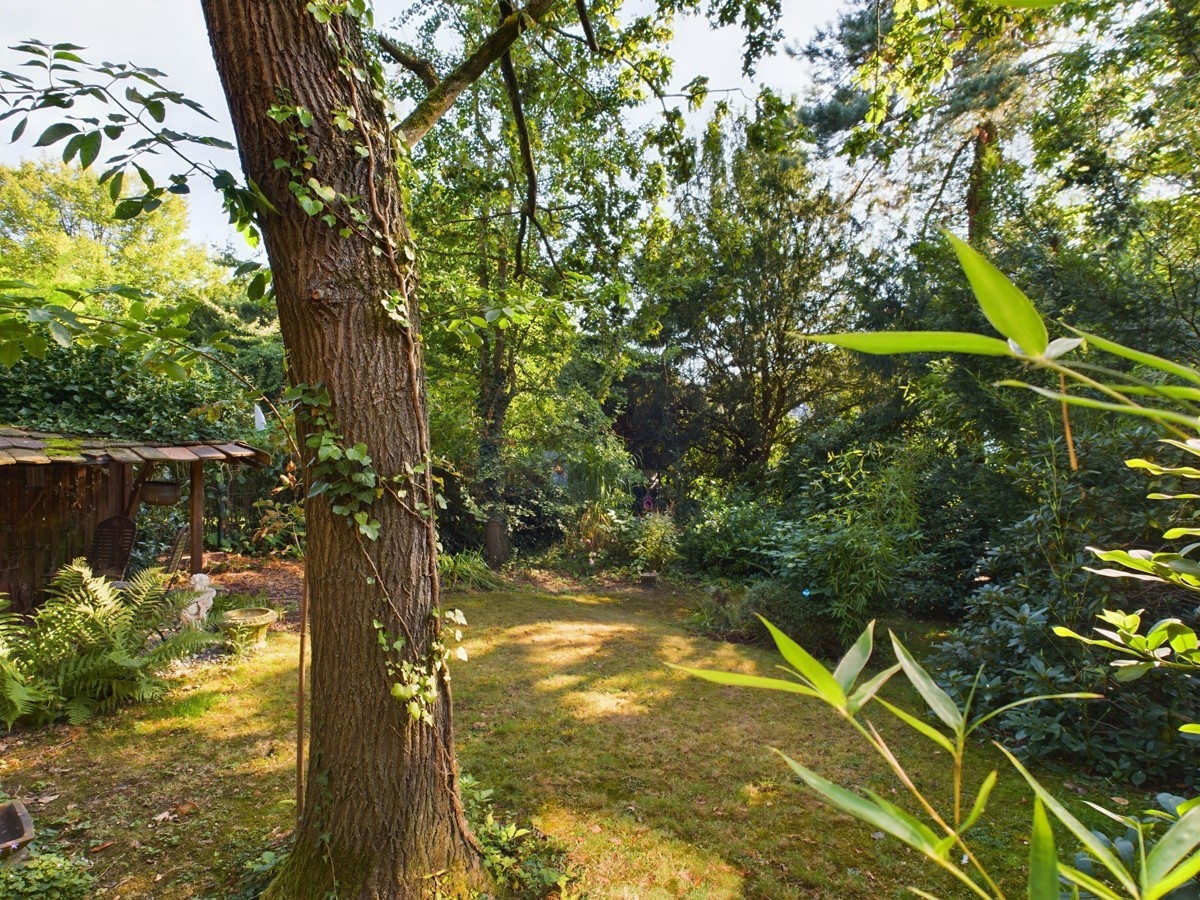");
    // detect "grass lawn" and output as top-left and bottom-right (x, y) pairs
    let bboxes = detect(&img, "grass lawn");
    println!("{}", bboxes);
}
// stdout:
(0, 575), (1125, 898)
